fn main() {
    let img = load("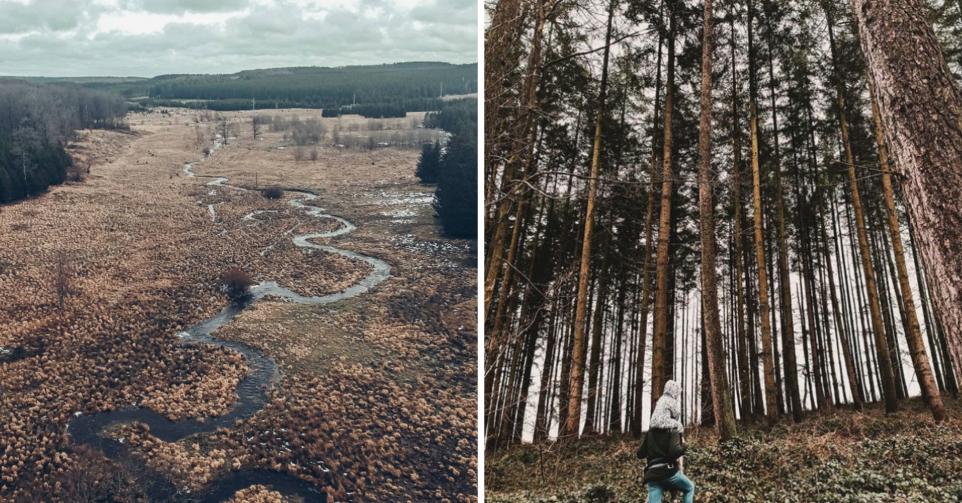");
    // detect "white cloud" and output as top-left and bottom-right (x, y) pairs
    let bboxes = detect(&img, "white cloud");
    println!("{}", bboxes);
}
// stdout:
(0, 0), (477, 76)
